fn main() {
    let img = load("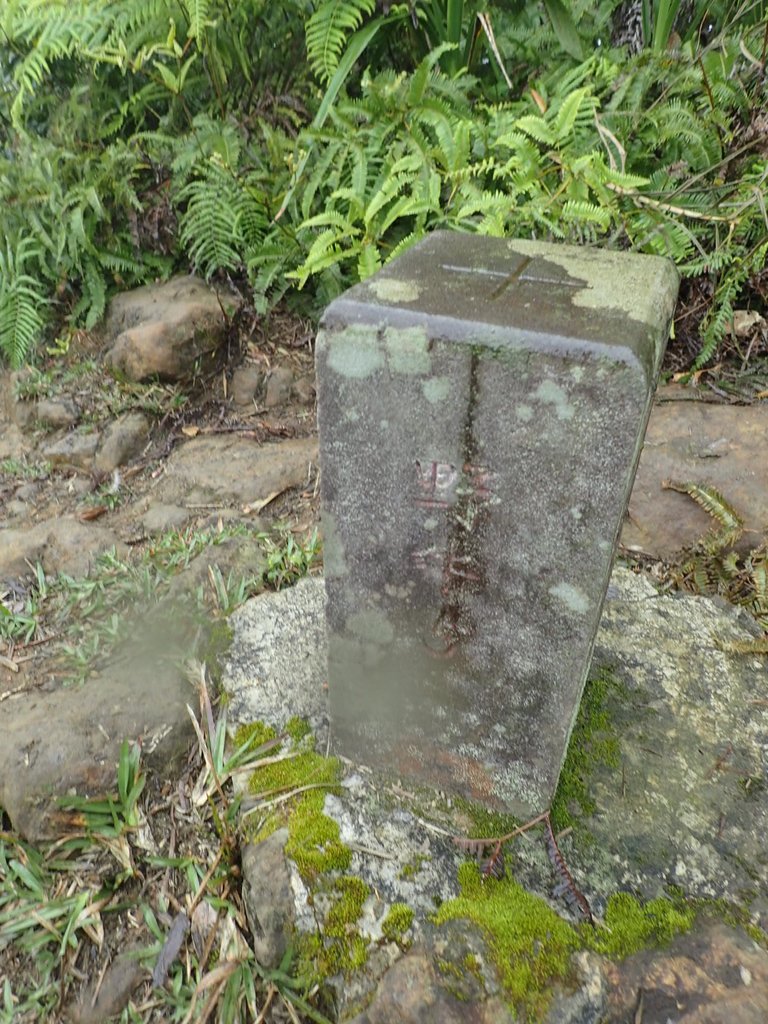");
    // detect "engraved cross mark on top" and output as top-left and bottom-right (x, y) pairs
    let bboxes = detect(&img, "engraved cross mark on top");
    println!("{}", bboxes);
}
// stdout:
(440, 255), (582, 301)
